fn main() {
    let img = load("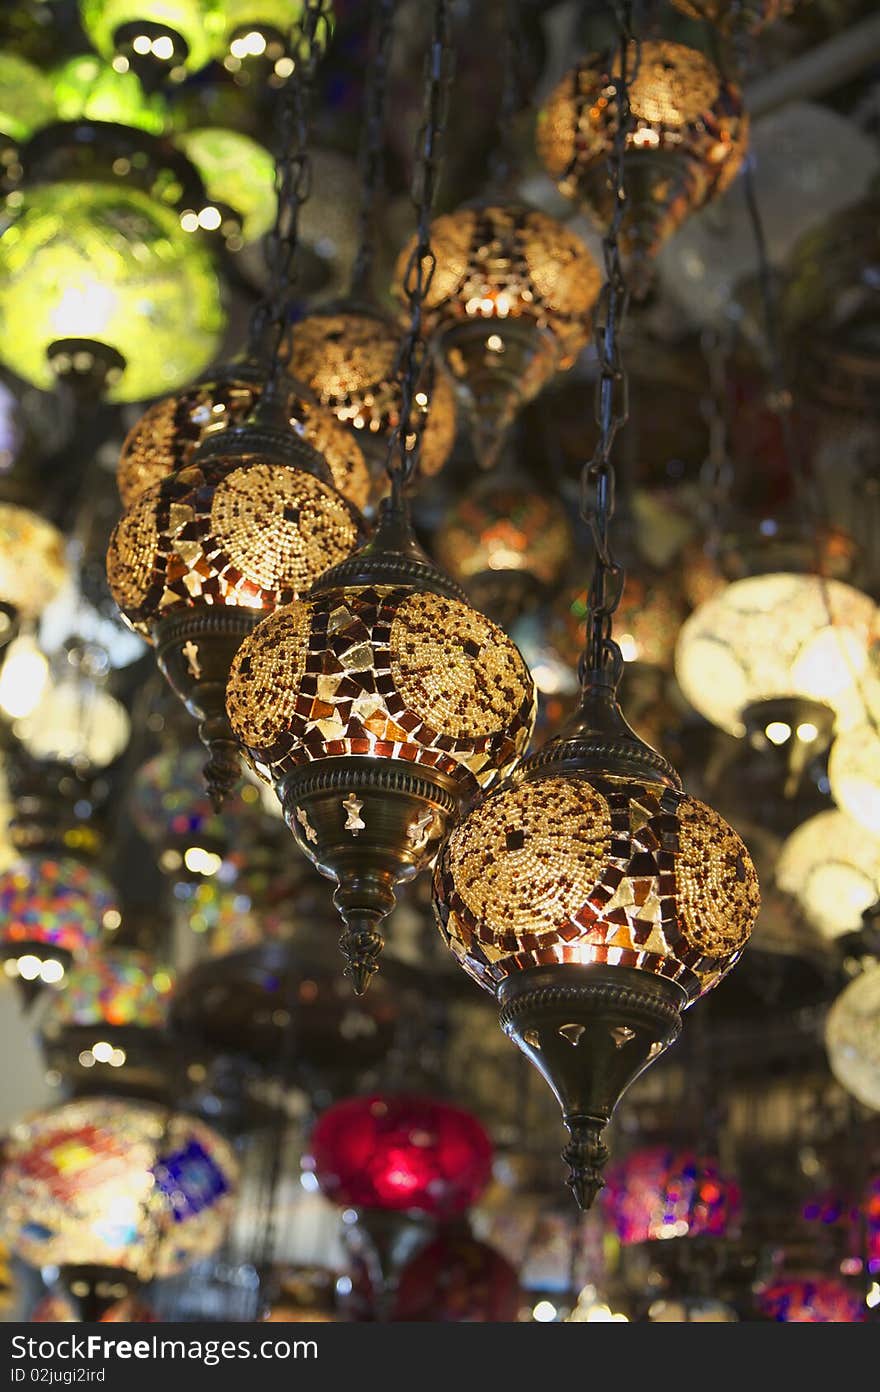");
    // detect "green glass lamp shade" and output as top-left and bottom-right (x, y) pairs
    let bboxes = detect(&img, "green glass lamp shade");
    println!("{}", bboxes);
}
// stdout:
(0, 181), (225, 403)
(0, 54), (56, 145)
(177, 128), (276, 243)
(52, 55), (170, 135)
(221, 1), (309, 51)
(79, 0), (226, 77)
